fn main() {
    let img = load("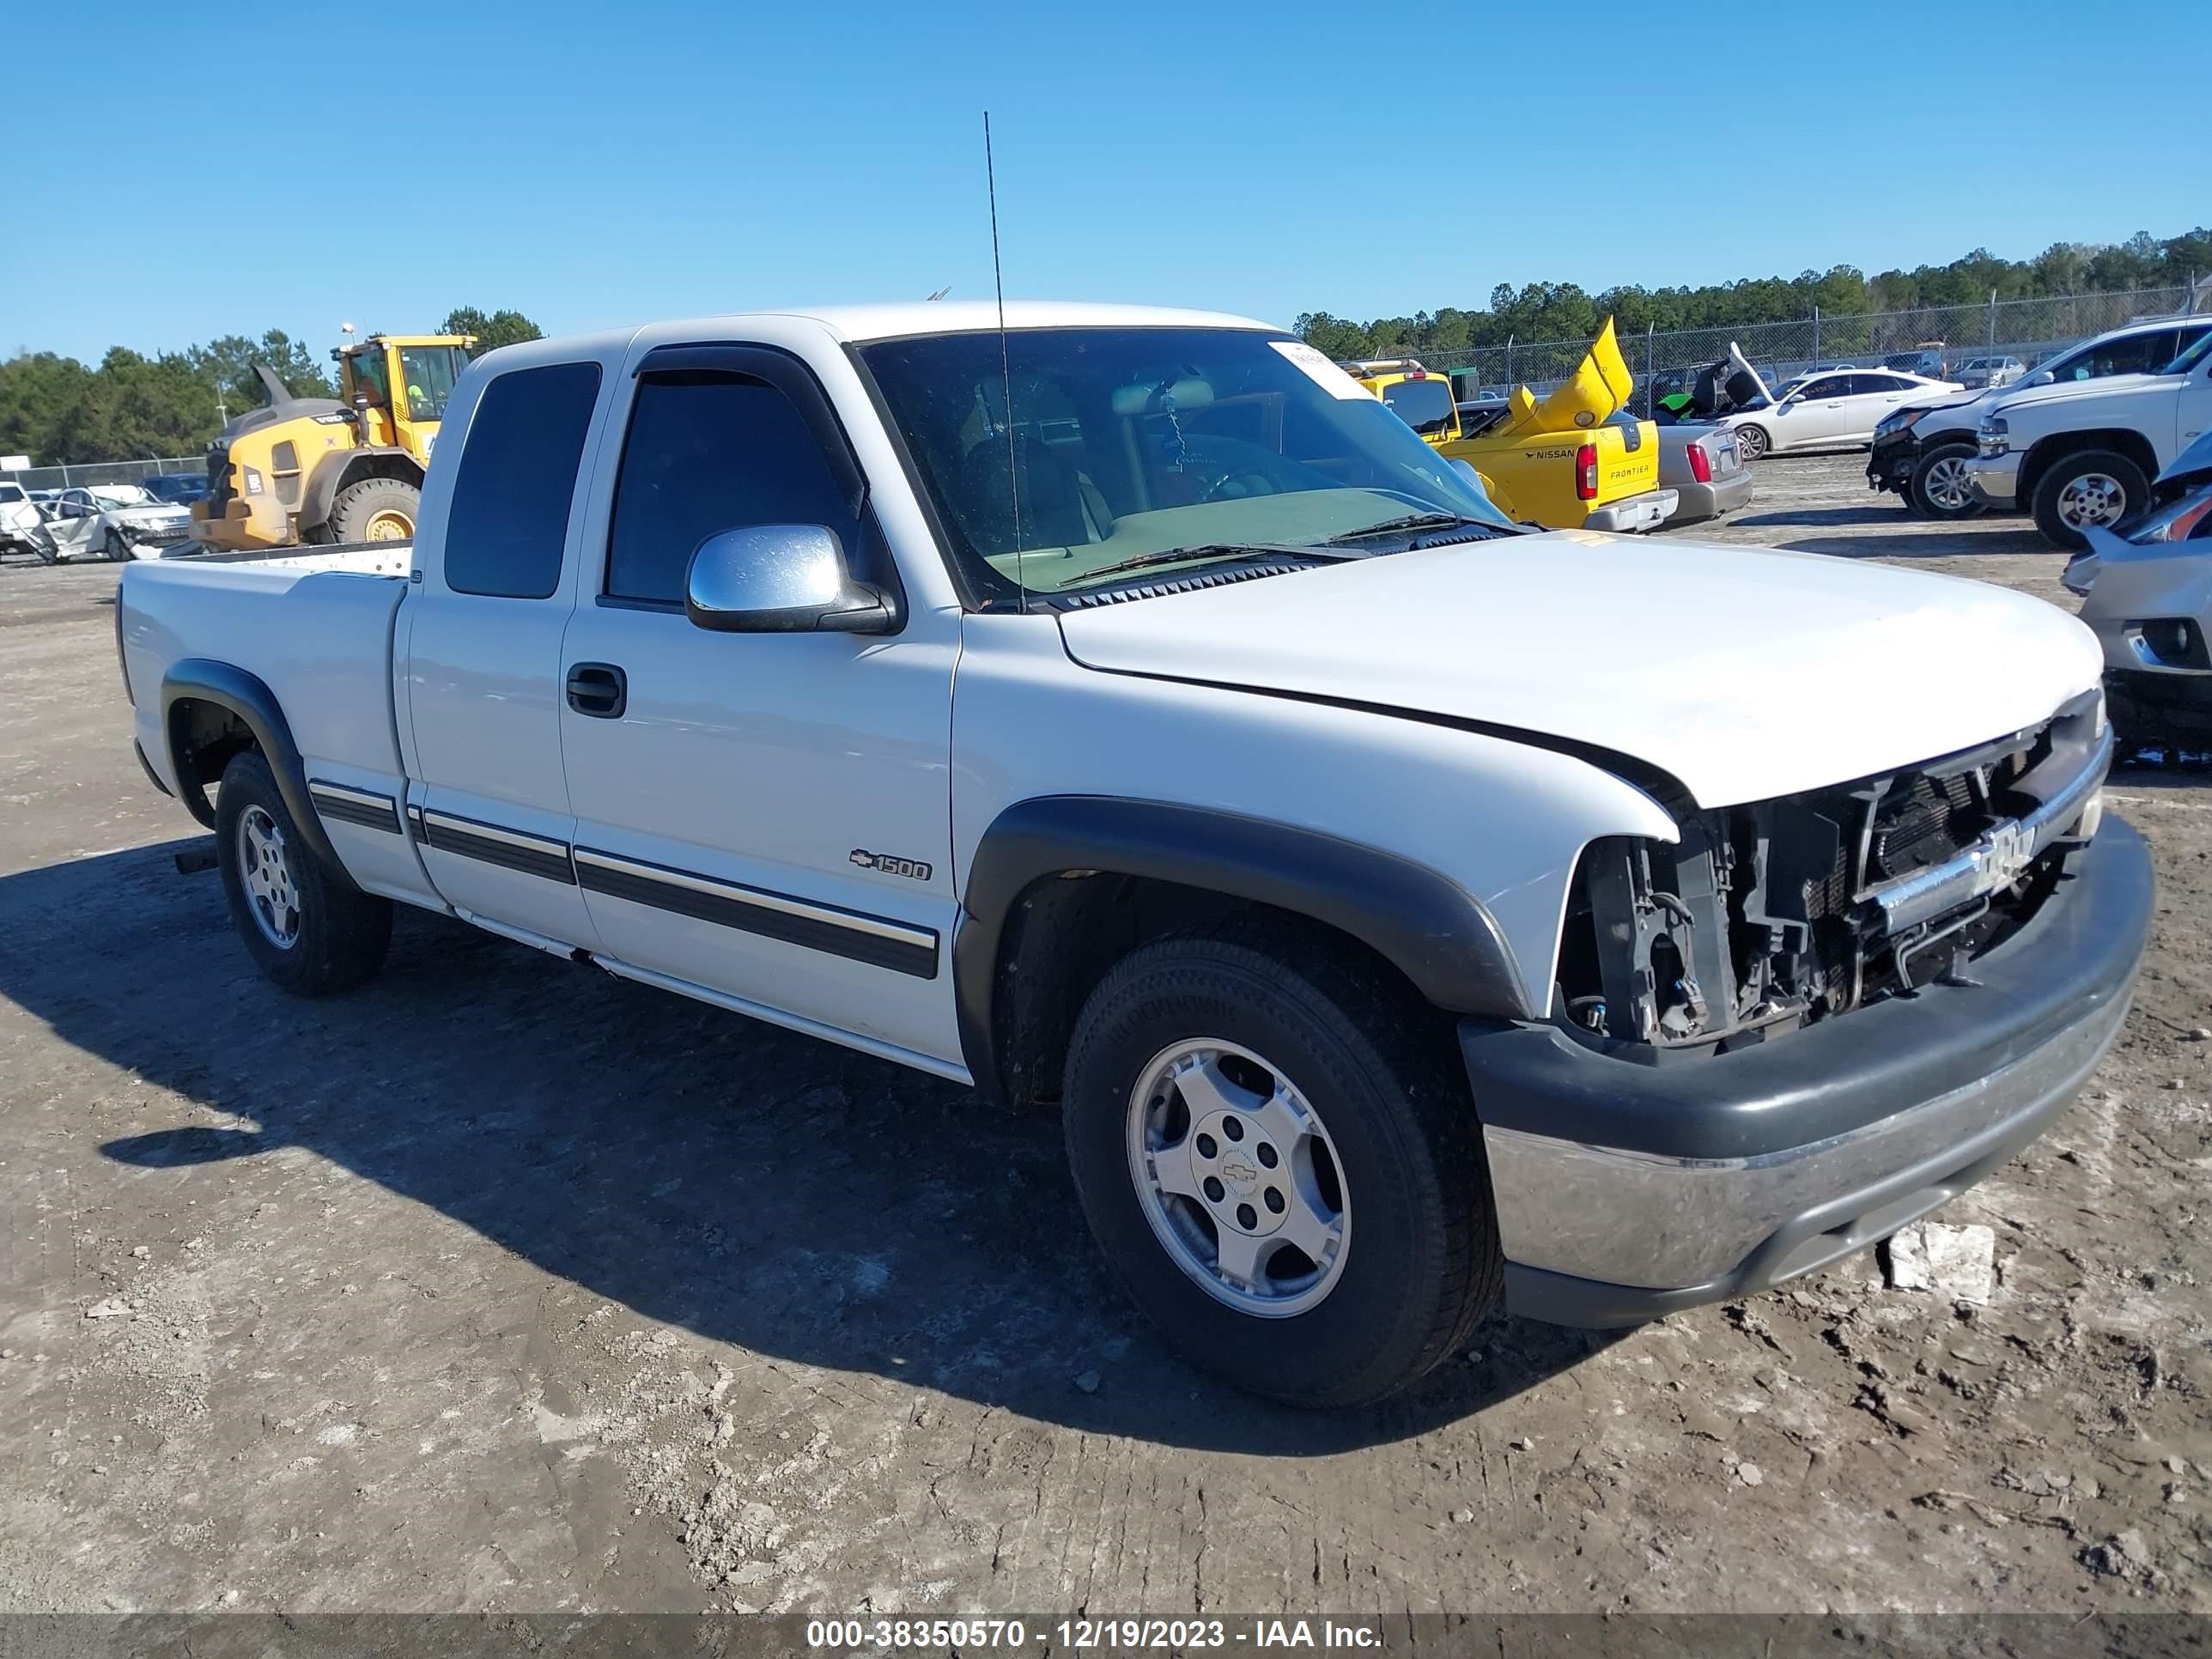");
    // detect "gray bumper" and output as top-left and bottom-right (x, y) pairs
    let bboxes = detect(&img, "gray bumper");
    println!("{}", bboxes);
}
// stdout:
(1968, 452), (2021, 507)
(1466, 817), (2151, 1327)
(1663, 470), (1754, 526)
(1584, 489), (1678, 533)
